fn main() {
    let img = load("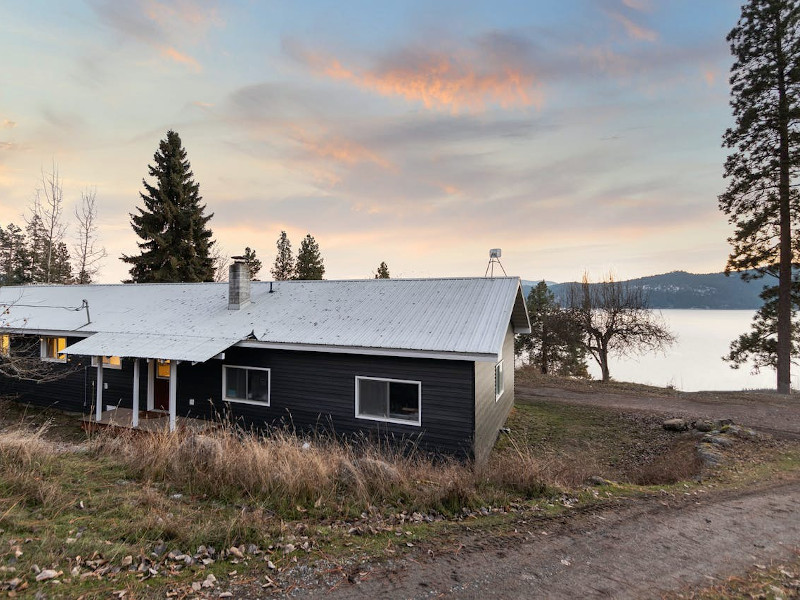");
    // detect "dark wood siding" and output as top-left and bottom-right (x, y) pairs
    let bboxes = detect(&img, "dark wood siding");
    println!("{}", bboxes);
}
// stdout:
(176, 347), (476, 457)
(0, 335), (146, 414)
(2, 335), (476, 457)
(473, 323), (515, 465)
